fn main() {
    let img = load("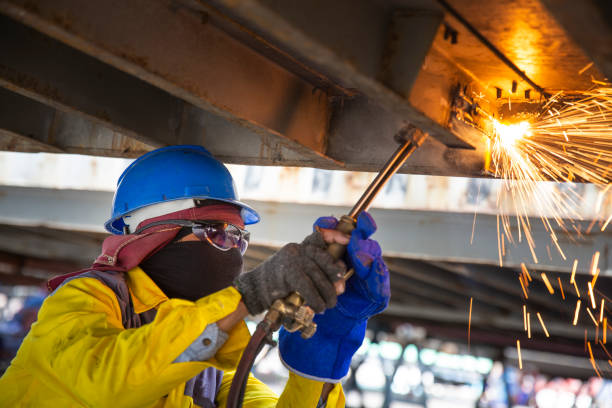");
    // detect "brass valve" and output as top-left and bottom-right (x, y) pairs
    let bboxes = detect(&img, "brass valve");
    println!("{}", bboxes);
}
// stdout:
(265, 292), (317, 339)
